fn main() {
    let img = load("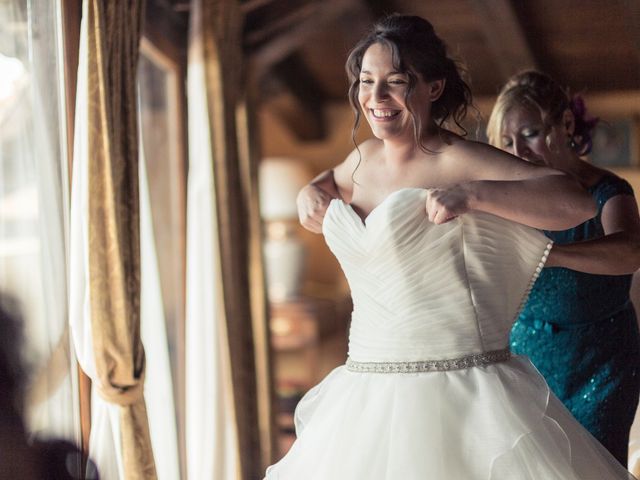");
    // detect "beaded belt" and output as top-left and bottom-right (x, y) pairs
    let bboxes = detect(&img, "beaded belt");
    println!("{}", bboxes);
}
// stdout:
(345, 348), (511, 373)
